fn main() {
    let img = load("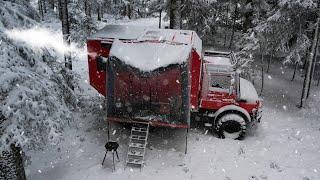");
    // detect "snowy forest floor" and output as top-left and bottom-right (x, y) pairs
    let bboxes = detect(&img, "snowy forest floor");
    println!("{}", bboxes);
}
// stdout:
(26, 17), (320, 180)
